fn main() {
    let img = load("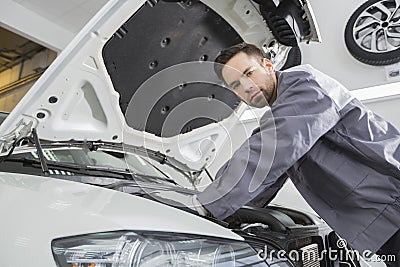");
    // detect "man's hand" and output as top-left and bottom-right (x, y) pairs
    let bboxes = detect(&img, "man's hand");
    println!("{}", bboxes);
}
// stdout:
(155, 191), (209, 216)
(191, 195), (209, 216)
